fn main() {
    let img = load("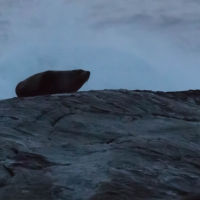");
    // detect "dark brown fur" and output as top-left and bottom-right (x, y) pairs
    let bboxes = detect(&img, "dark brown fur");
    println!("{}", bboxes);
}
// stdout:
(15, 69), (90, 97)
